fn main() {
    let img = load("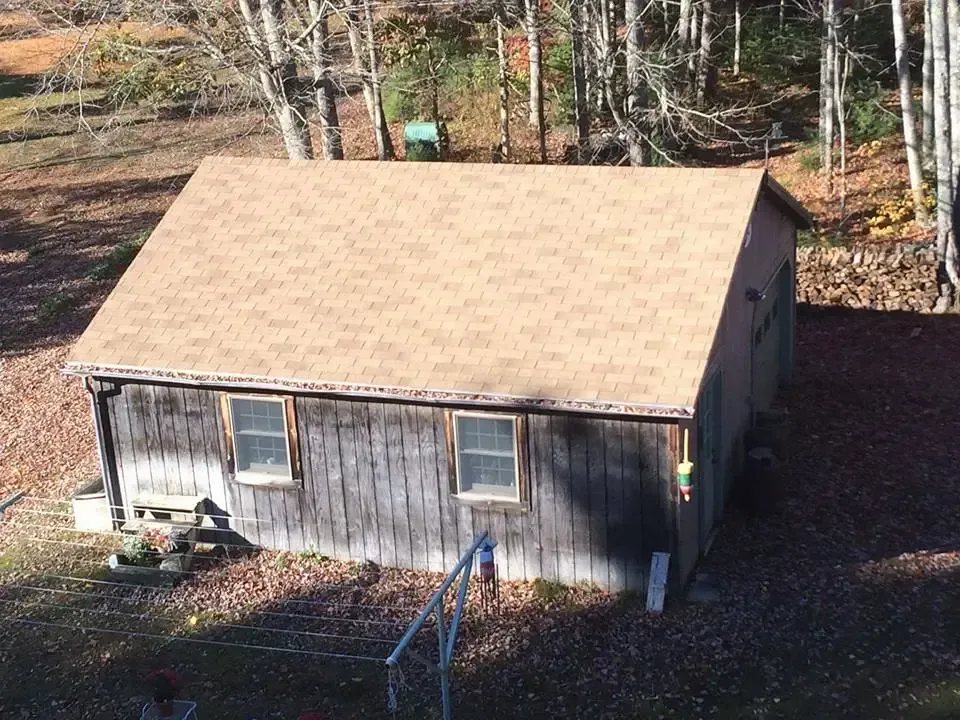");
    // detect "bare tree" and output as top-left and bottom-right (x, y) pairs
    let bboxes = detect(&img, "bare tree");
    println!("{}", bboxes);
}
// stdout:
(524, 0), (548, 161)
(496, 1), (511, 160)
(307, 0), (343, 159)
(834, 26), (850, 210)
(949, 0), (960, 168)
(361, 0), (394, 159)
(625, 0), (645, 164)
(931, 0), (958, 307)
(923, 0), (936, 168)
(892, 0), (927, 223)
(688, 1), (700, 78)
(571, 0), (591, 158)
(733, 0), (742, 76)
(822, 0), (839, 196)
(239, 0), (315, 159)
(678, 0), (692, 48)
(695, 0), (714, 105)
